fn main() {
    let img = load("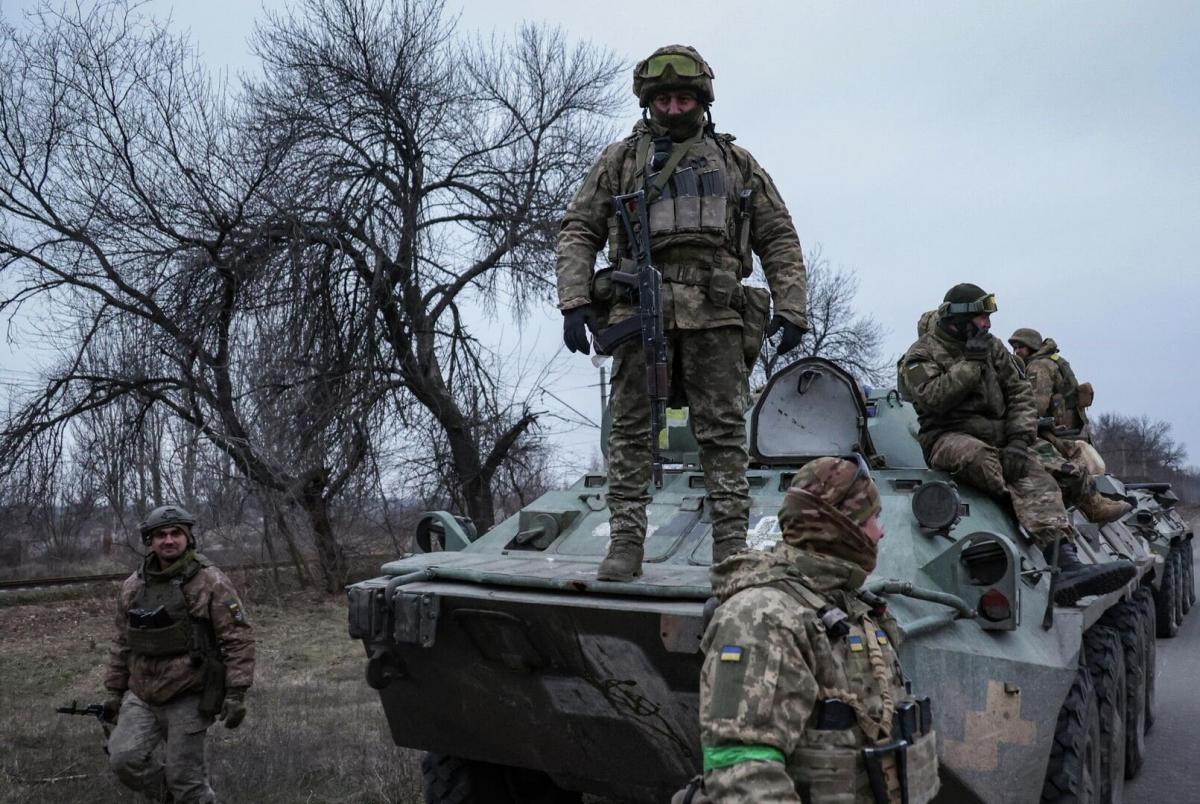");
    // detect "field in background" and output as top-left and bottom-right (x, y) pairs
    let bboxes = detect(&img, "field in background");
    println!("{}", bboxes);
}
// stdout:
(0, 574), (425, 804)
